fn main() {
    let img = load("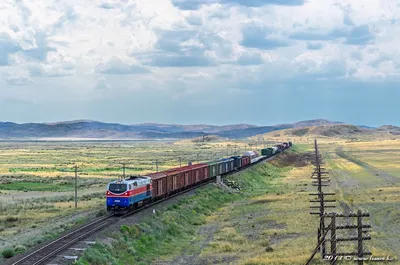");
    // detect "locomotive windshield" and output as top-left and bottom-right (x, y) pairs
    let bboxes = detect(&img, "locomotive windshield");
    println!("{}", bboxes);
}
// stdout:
(109, 184), (127, 193)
